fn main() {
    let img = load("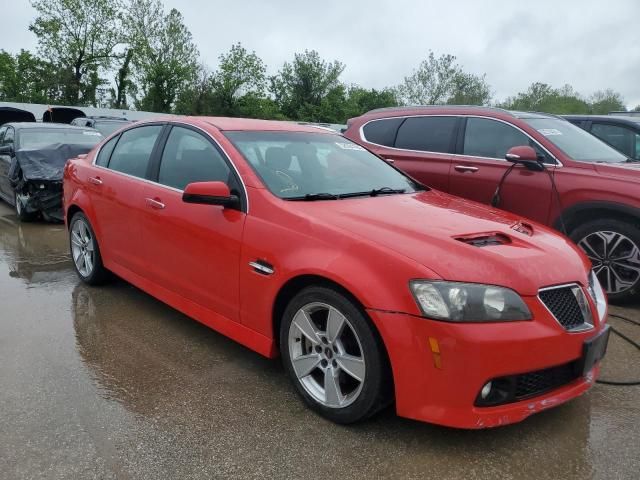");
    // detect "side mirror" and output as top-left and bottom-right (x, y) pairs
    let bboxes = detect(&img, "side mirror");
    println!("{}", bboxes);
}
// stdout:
(0, 145), (14, 155)
(505, 146), (544, 172)
(182, 181), (239, 209)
